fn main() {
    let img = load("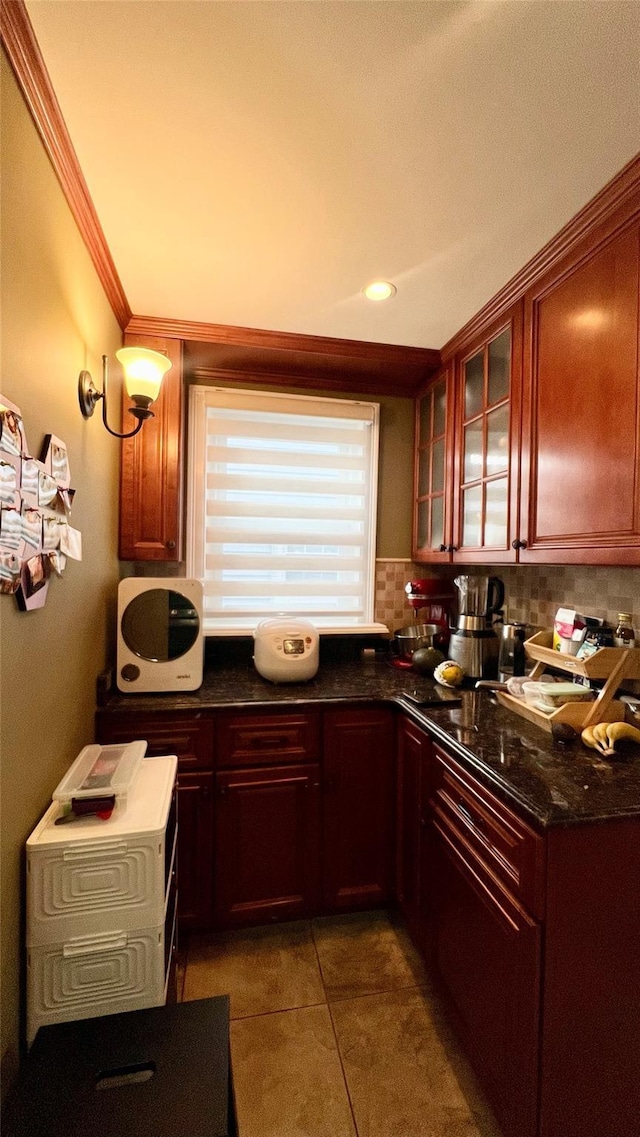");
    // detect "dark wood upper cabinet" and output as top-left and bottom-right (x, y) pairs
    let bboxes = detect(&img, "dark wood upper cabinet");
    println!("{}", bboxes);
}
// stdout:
(520, 222), (640, 563)
(119, 334), (184, 561)
(451, 307), (523, 563)
(412, 365), (456, 561)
